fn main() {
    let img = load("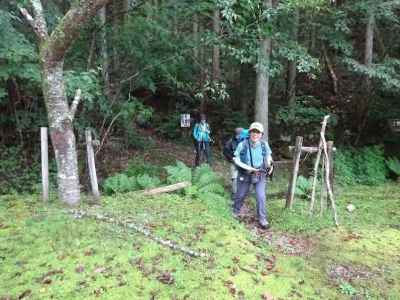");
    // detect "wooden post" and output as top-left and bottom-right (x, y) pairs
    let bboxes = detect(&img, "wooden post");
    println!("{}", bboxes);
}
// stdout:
(327, 141), (334, 198)
(286, 136), (303, 209)
(309, 115), (330, 214)
(41, 127), (49, 202)
(86, 129), (100, 200)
